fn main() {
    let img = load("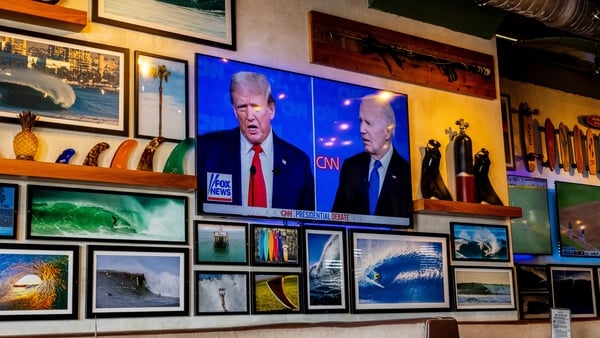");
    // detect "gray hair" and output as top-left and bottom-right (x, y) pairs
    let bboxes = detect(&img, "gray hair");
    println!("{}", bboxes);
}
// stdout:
(229, 71), (274, 104)
(361, 94), (396, 136)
